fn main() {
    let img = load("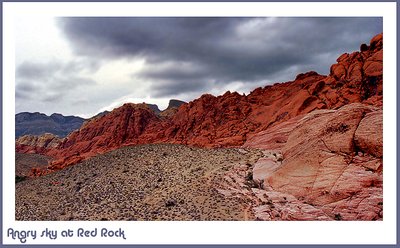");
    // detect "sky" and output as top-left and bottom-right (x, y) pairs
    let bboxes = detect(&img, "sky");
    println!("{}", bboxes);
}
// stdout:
(15, 17), (382, 118)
